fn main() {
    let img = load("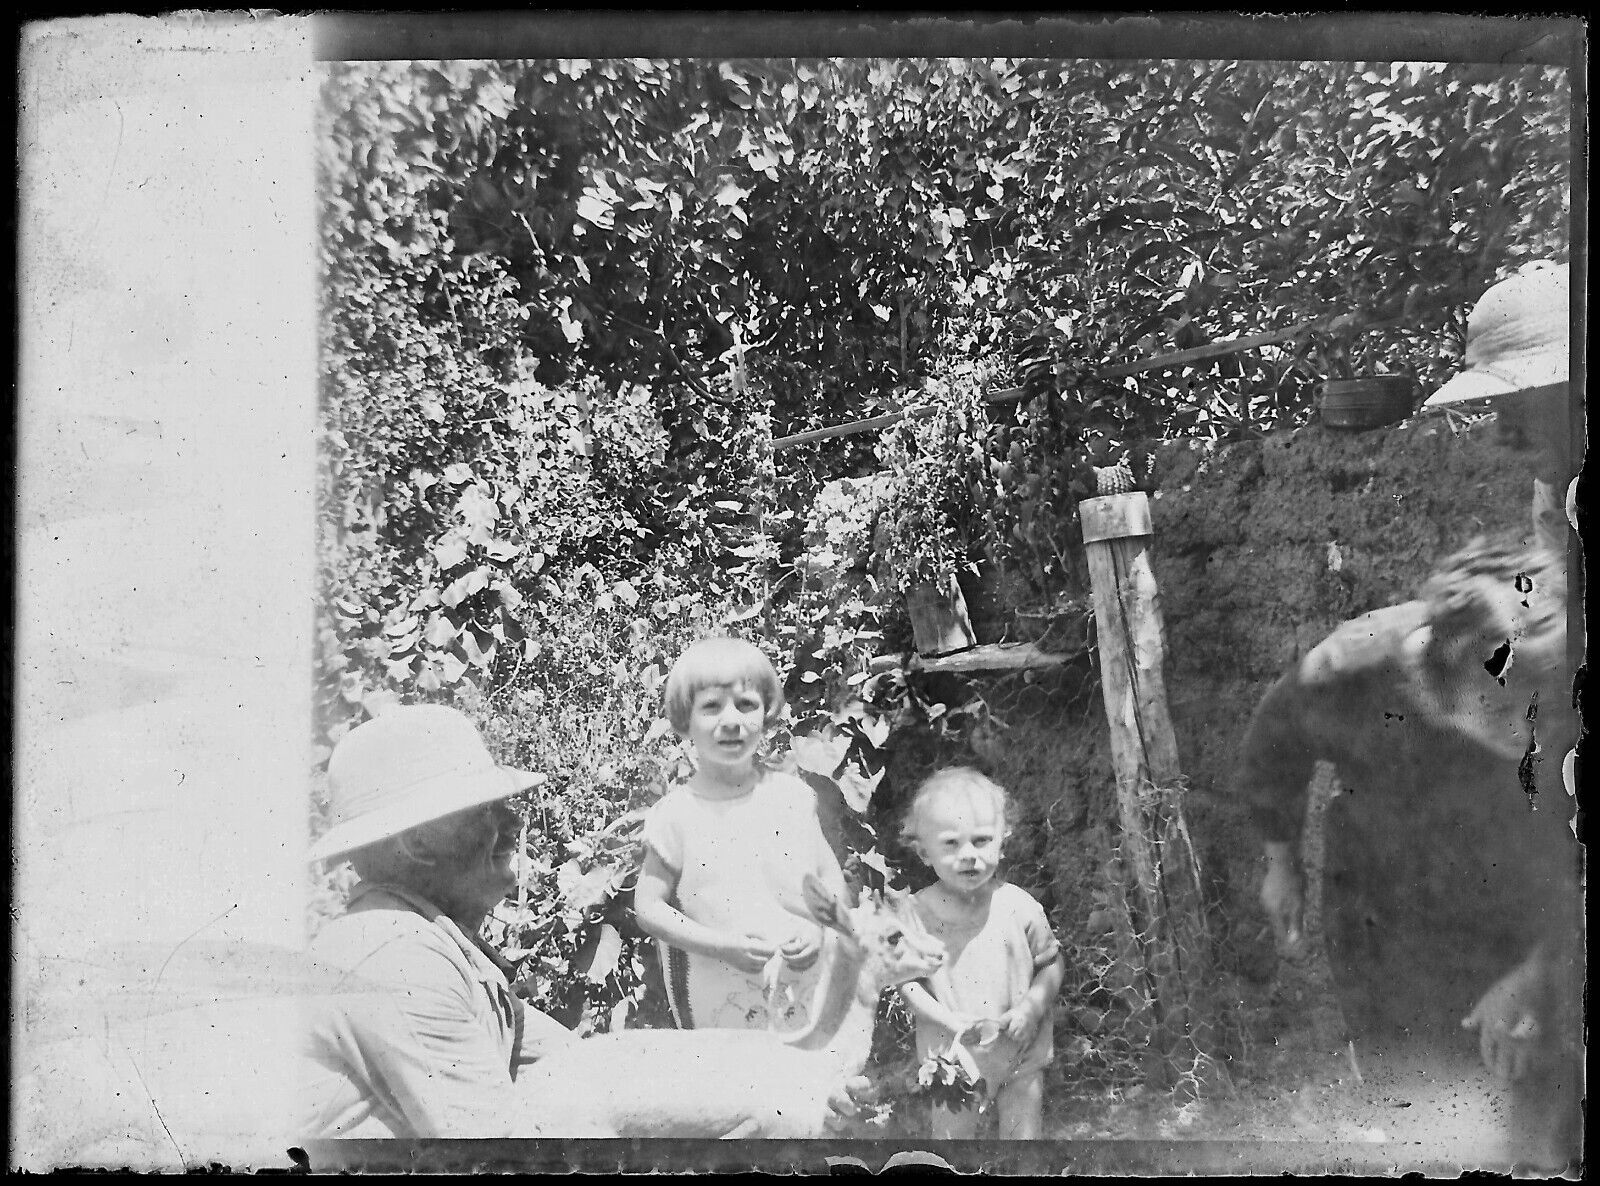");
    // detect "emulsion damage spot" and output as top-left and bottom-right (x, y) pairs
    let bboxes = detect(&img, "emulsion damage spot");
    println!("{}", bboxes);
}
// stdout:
(1517, 692), (1541, 809)
(1483, 639), (1513, 686)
